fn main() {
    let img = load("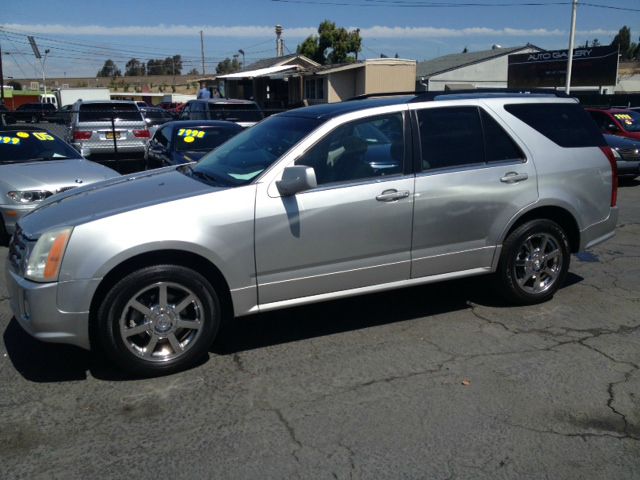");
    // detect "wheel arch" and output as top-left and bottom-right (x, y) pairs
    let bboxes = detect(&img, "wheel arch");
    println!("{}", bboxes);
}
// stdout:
(88, 249), (234, 349)
(503, 206), (580, 253)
